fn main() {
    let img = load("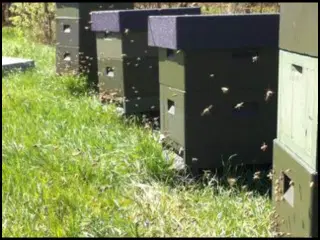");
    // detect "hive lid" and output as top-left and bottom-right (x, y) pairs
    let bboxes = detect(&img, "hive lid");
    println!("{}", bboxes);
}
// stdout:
(90, 7), (201, 33)
(2, 57), (35, 73)
(148, 14), (280, 50)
